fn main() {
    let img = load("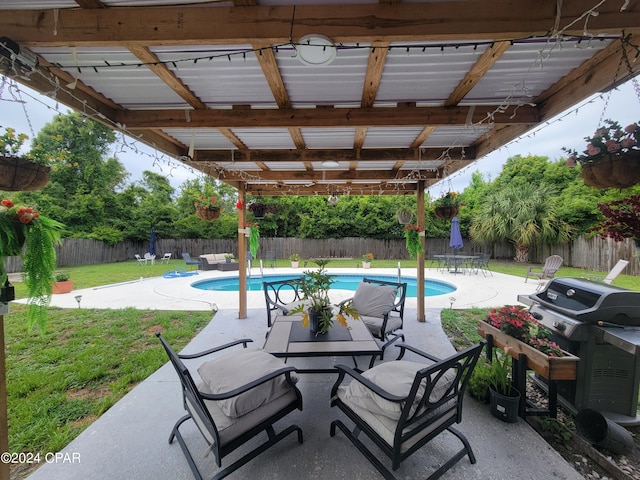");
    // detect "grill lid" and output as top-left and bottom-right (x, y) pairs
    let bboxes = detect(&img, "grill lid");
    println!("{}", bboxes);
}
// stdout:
(531, 277), (640, 326)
